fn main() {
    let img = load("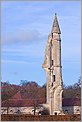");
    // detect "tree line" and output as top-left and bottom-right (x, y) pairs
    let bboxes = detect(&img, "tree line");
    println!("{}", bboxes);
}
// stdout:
(1, 78), (81, 102)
